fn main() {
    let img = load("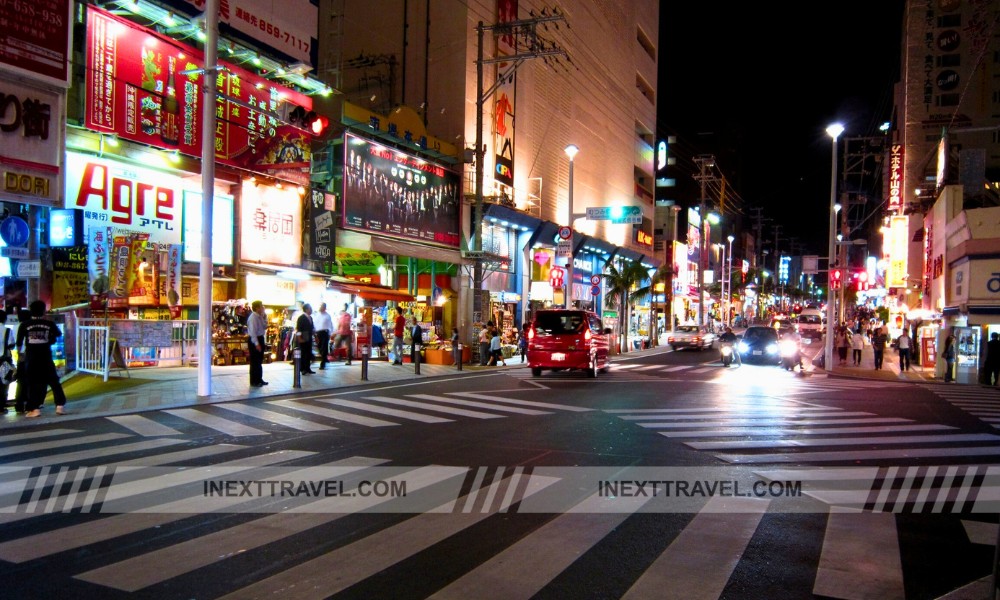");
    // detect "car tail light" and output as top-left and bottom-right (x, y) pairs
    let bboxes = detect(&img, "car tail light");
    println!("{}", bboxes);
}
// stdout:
(584, 328), (592, 342)
(528, 327), (535, 340)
